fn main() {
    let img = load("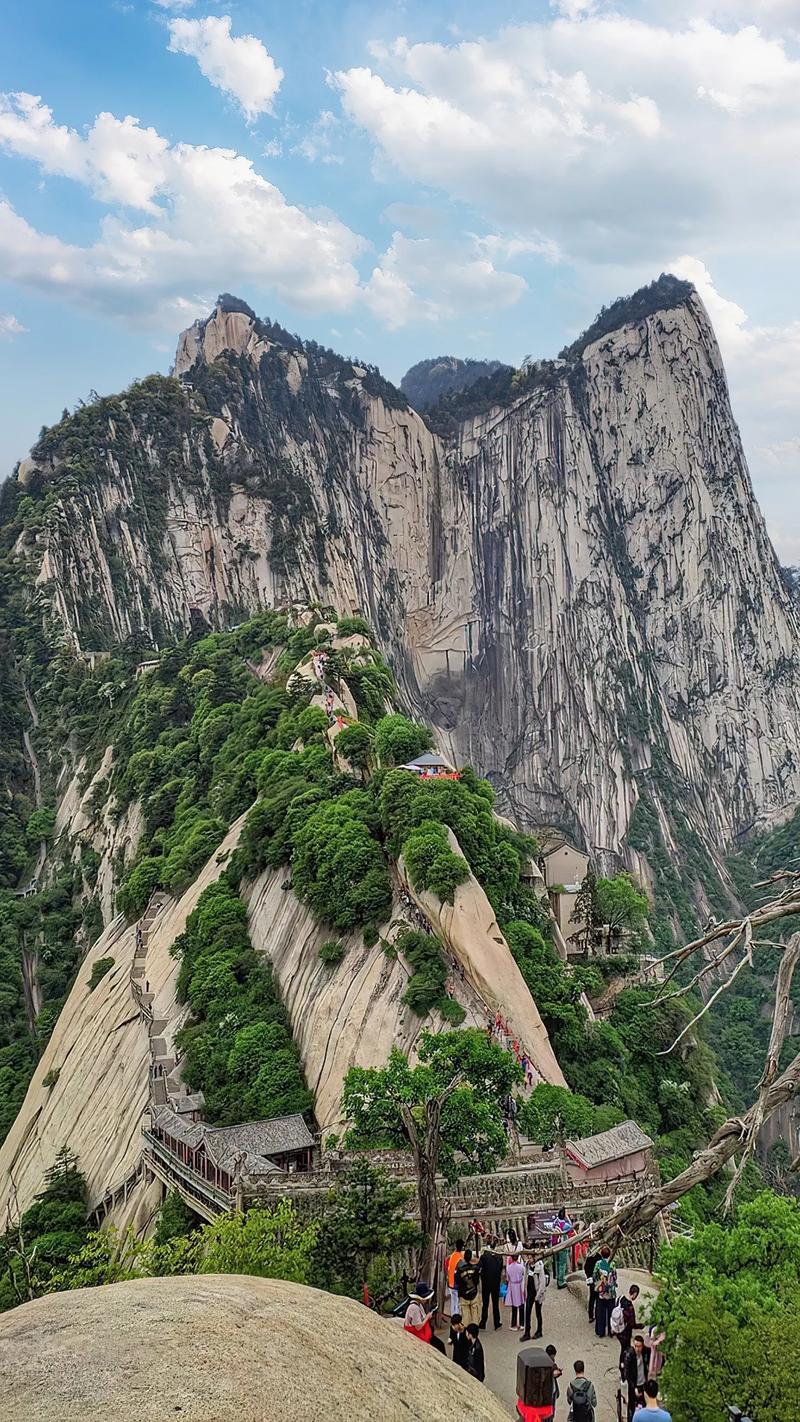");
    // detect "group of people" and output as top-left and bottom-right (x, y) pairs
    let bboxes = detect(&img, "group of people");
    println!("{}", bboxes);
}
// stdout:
(486, 1013), (536, 1088)
(402, 1224), (672, 1422)
(583, 1247), (670, 1422)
